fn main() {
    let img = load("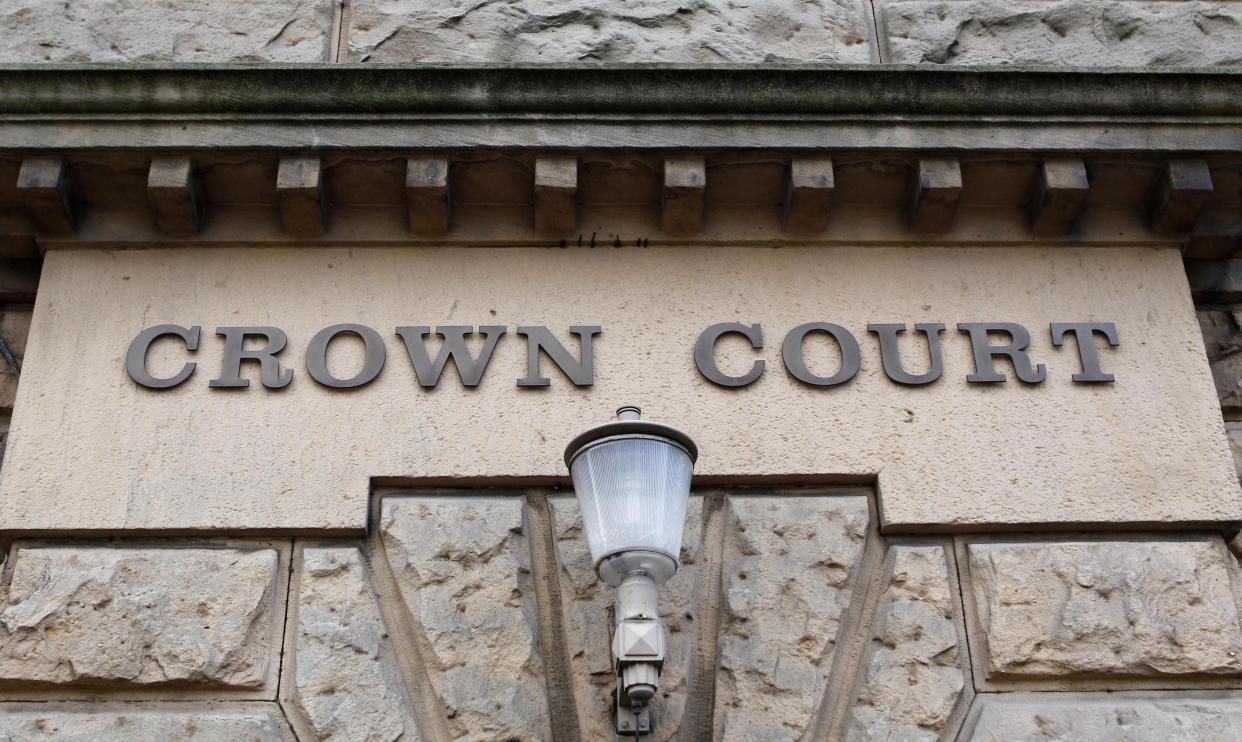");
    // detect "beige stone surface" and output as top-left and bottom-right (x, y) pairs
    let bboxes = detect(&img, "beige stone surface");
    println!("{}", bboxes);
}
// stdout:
(550, 495), (703, 741)
(0, 546), (280, 690)
(380, 496), (550, 741)
(967, 538), (1242, 680)
(284, 546), (418, 742)
(348, 0), (873, 63)
(881, 1), (1242, 66)
(0, 0), (334, 63)
(963, 693), (1242, 741)
(847, 545), (964, 742)
(0, 702), (295, 741)
(2, 246), (1237, 532)
(713, 495), (869, 741)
